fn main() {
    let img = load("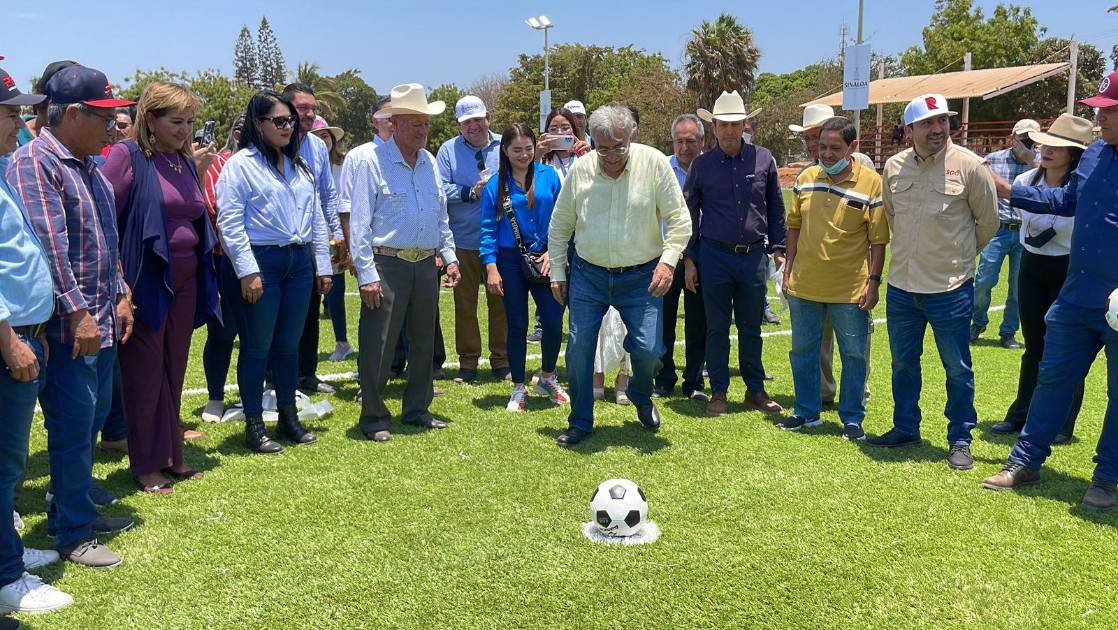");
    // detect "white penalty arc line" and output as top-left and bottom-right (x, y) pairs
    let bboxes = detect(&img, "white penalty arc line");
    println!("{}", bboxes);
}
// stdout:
(181, 305), (1006, 397)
